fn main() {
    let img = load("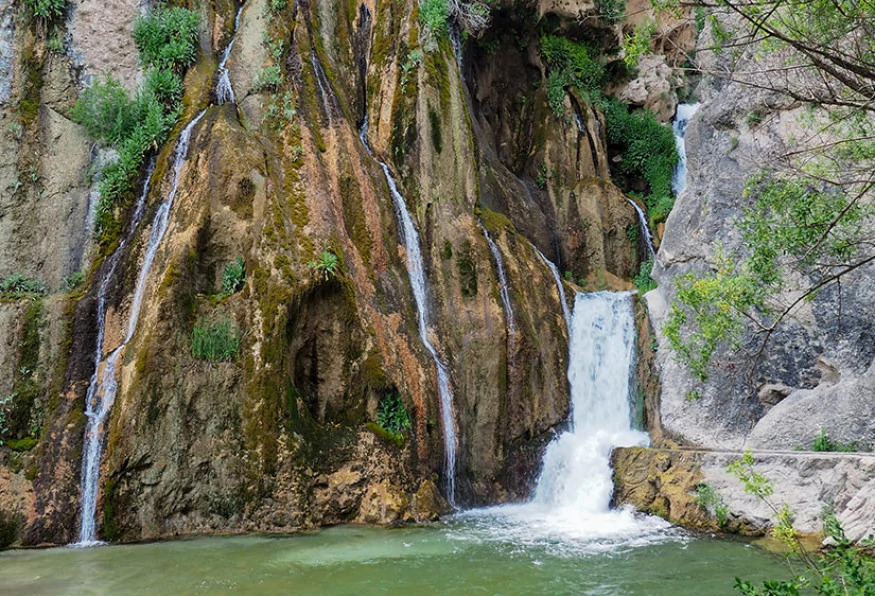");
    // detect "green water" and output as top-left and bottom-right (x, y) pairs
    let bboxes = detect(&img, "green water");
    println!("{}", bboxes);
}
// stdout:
(0, 521), (791, 595)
